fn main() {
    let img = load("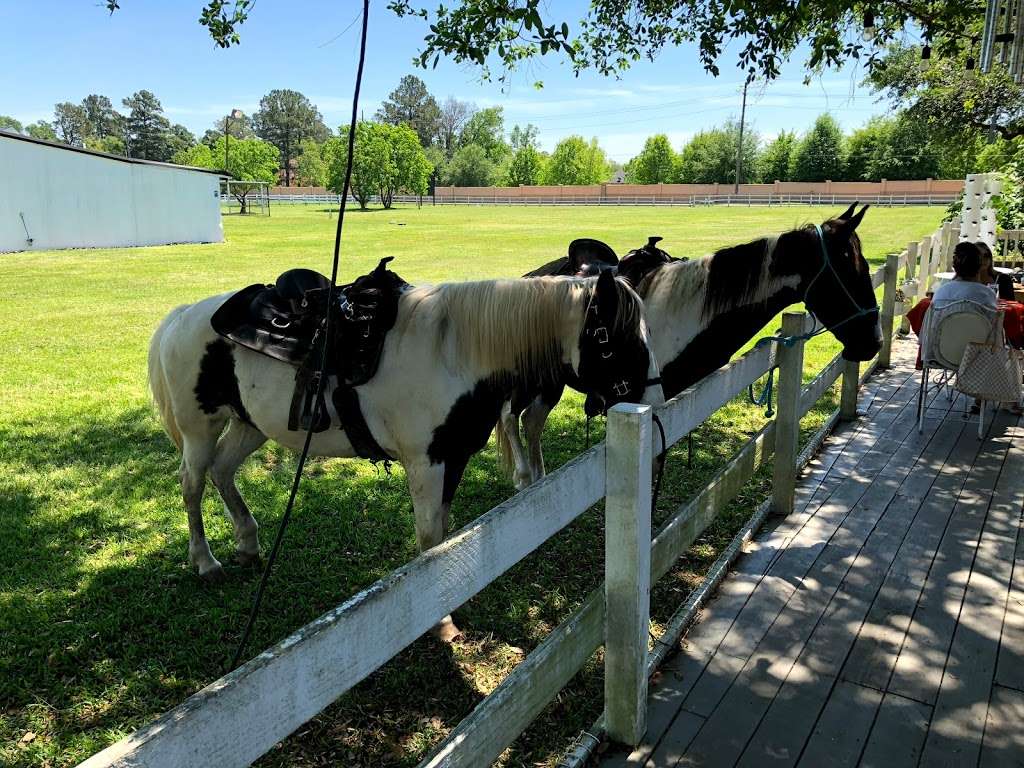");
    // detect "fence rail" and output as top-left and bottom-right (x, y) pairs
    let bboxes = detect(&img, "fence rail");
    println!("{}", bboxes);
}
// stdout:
(257, 193), (957, 208)
(79, 218), (951, 768)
